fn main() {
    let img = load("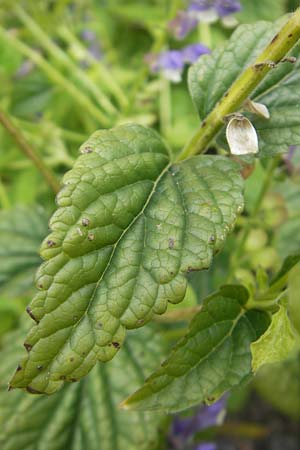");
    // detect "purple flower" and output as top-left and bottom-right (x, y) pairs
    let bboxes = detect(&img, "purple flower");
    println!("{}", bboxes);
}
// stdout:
(146, 43), (210, 82)
(81, 29), (102, 61)
(196, 443), (217, 450)
(168, 10), (198, 40)
(182, 43), (211, 63)
(188, 0), (241, 22)
(169, 396), (227, 449)
(215, 0), (241, 17)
